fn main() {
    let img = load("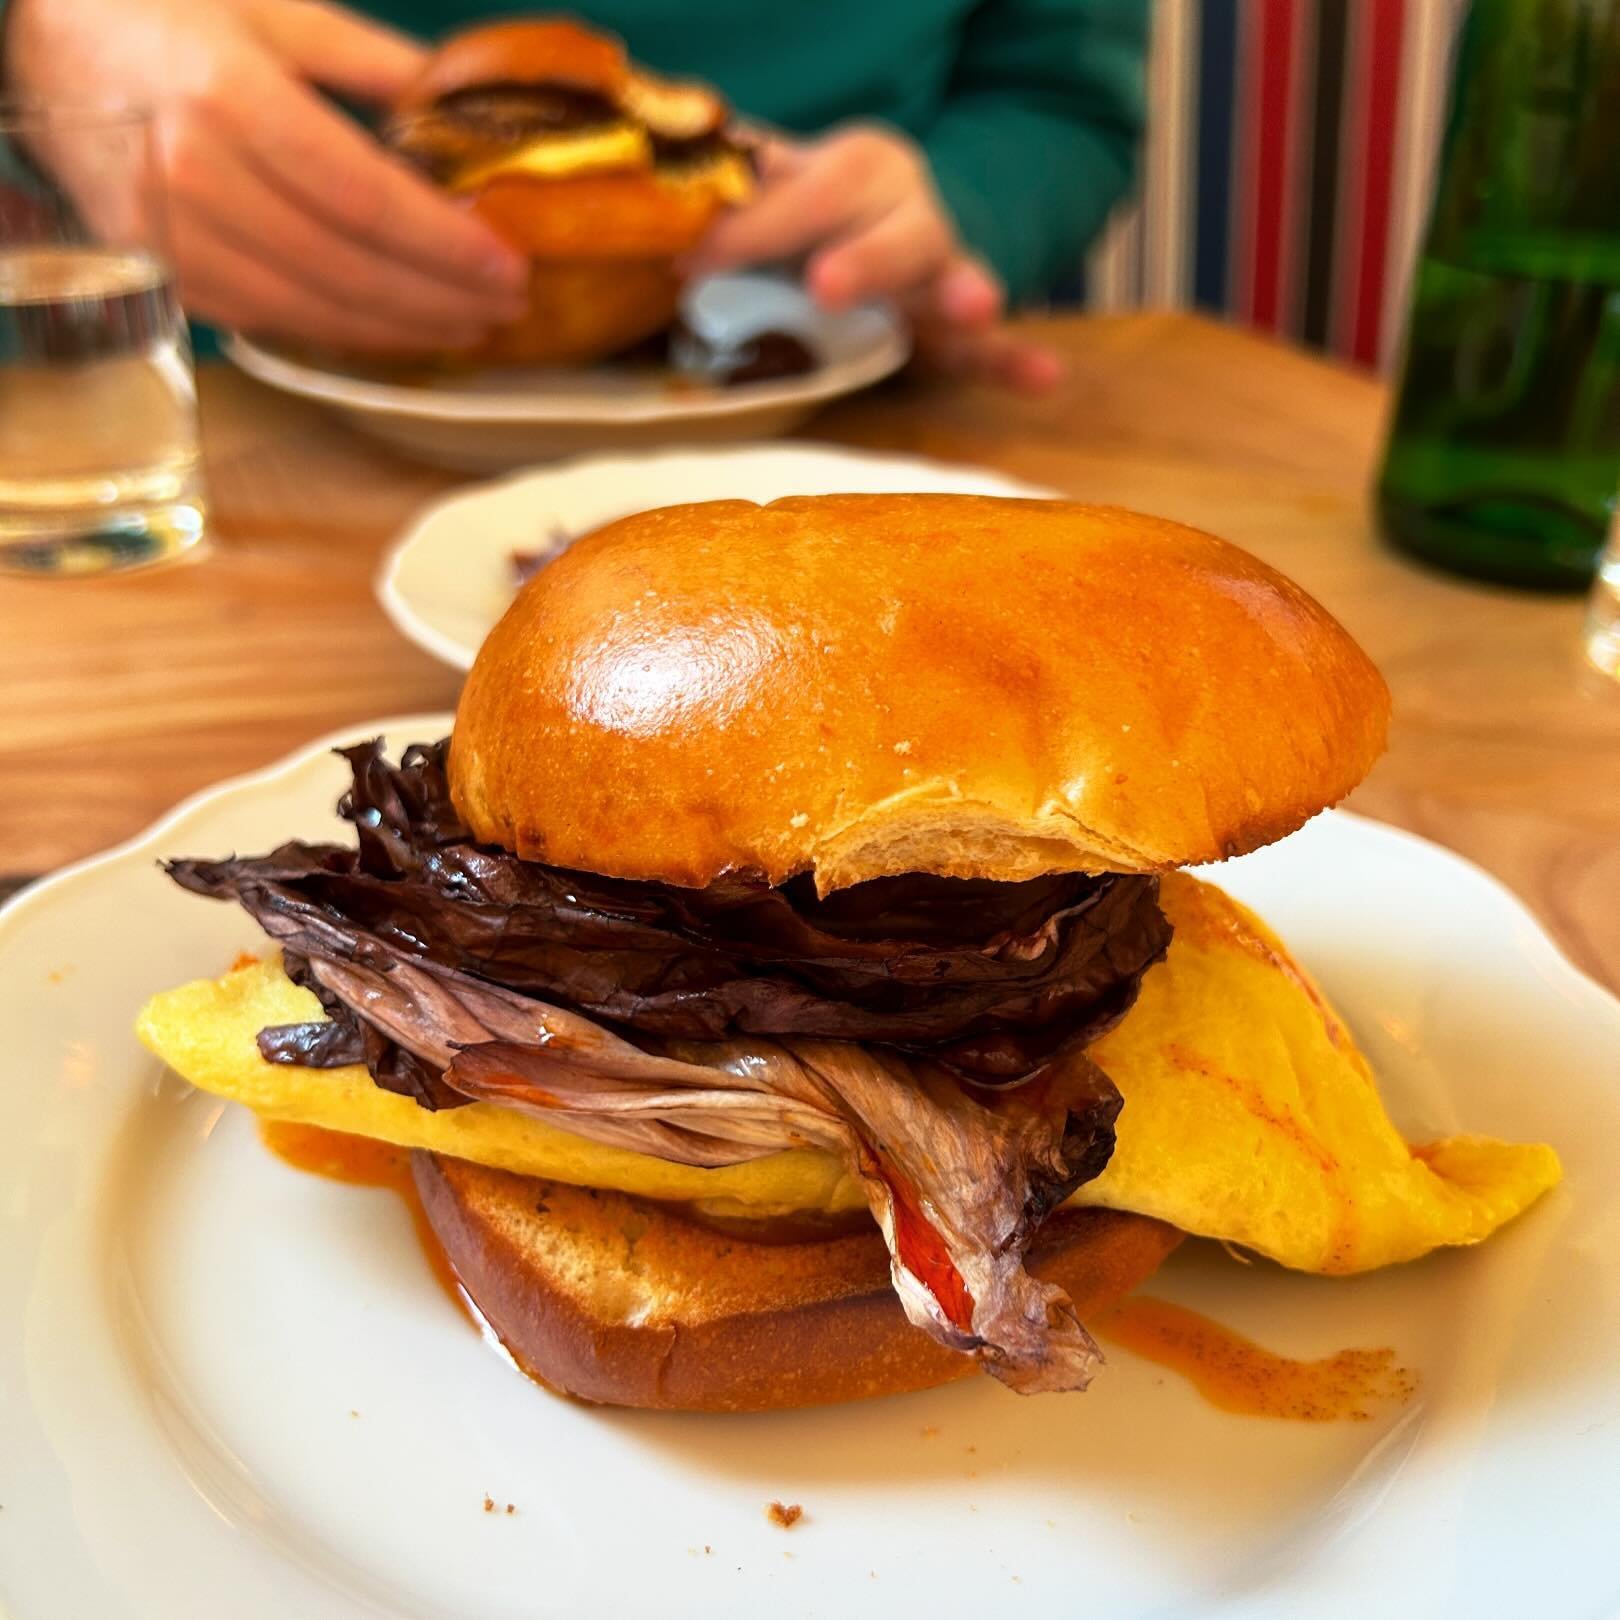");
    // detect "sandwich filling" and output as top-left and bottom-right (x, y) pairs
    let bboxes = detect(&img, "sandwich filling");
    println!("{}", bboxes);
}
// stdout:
(167, 740), (1173, 1393)
(386, 76), (751, 191)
